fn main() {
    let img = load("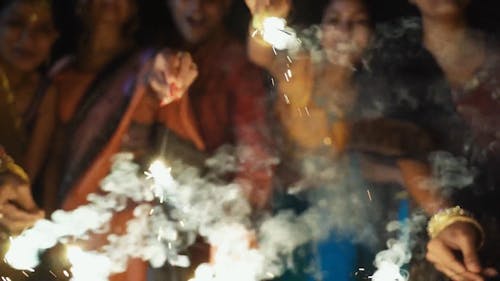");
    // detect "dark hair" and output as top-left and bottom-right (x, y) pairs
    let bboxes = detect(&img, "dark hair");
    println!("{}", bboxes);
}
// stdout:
(289, 0), (375, 27)
(75, 0), (140, 43)
(1, 0), (53, 14)
(293, 0), (420, 27)
(467, 0), (500, 36)
(136, 0), (172, 46)
(0, 0), (18, 11)
(160, 0), (251, 48)
(0, 0), (12, 10)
